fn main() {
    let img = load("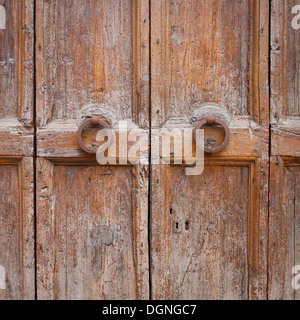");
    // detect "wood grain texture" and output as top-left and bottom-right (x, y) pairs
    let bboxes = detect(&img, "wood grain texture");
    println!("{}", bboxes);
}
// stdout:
(151, 157), (268, 300)
(151, 164), (249, 300)
(150, 0), (269, 127)
(269, 1), (300, 300)
(3, 0), (297, 301)
(150, 0), (269, 300)
(272, 126), (300, 157)
(35, 0), (150, 300)
(269, 157), (300, 300)
(271, 0), (300, 123)
(0, 0), (34, 157)
(36, 0), (132, 125)
(0, 119), (33, 157)
(36, 0), (149, 129)
(36, 159), (149, 300)
(0, 157), (35, 300)
(0, 0), (34, 126)
(0, 0), (34, 301)
(271, 0), (300, 157)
